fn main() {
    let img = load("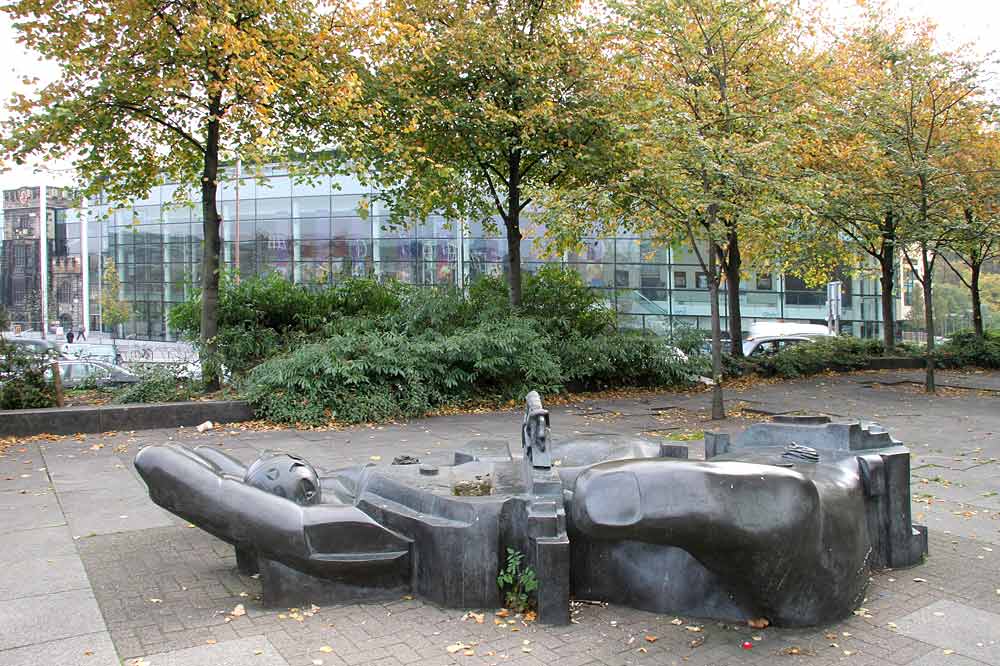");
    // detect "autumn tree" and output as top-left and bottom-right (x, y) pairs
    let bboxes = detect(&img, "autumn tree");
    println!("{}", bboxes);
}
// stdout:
(348, 0), (619, 306)
(803, 23), (912, 352)
(100, 257), (132, 346)
(2, 0), (358, 388)
(539, 0), (819, 418)
(608, 0), (821, 358)
(869, 31), (984, 392)
(940, 126), (1000, 337)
